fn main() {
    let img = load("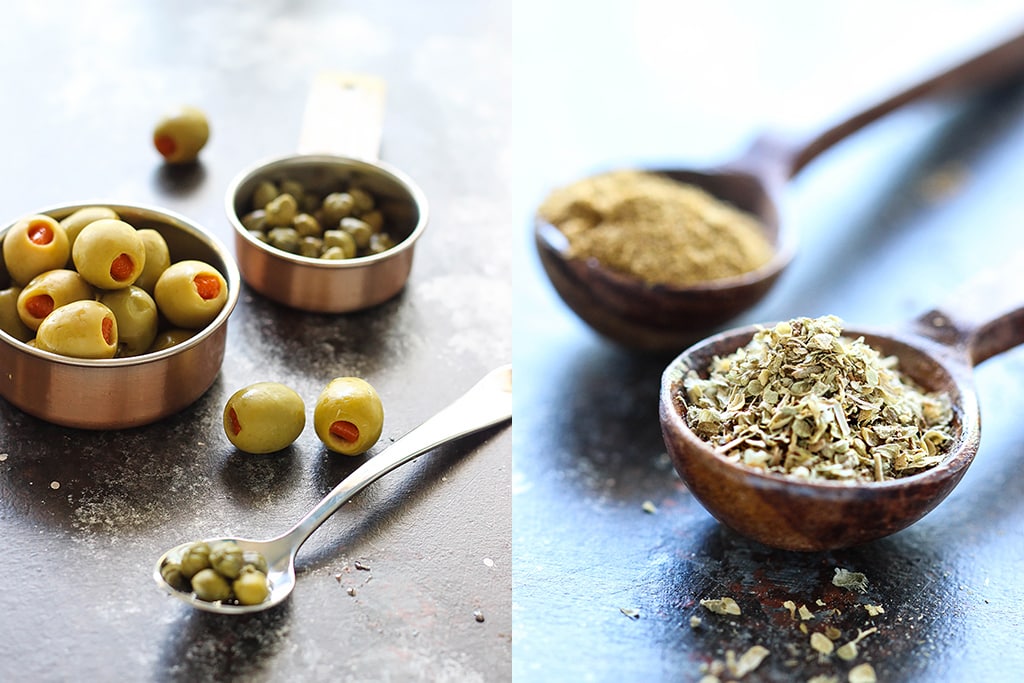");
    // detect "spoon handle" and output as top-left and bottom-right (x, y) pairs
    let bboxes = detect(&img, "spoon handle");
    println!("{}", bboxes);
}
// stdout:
(739, 27), (1024, 181)
(911, 253), (1024, 366)
(282, 365), (513, 551)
